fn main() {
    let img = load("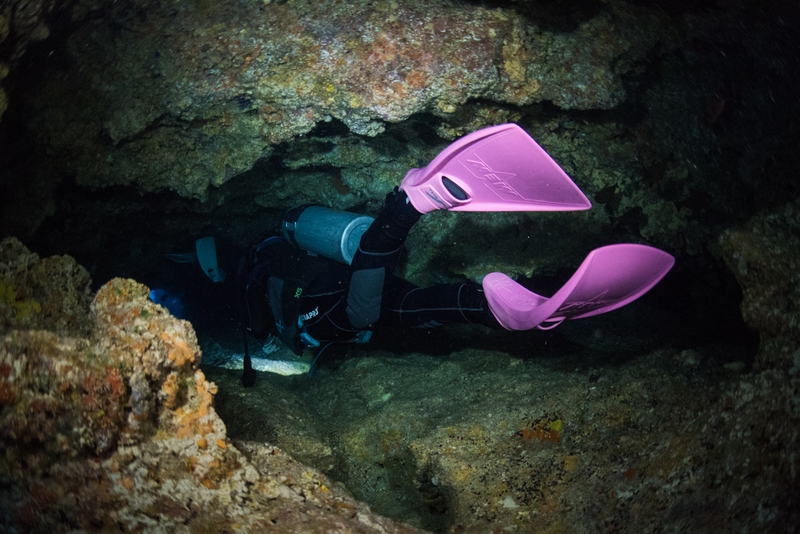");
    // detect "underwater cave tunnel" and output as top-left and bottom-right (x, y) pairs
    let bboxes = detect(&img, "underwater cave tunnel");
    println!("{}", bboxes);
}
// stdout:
(2, 0), (790, 375)
(2, 58), (768, 364)
(2, 0), (800, 530)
